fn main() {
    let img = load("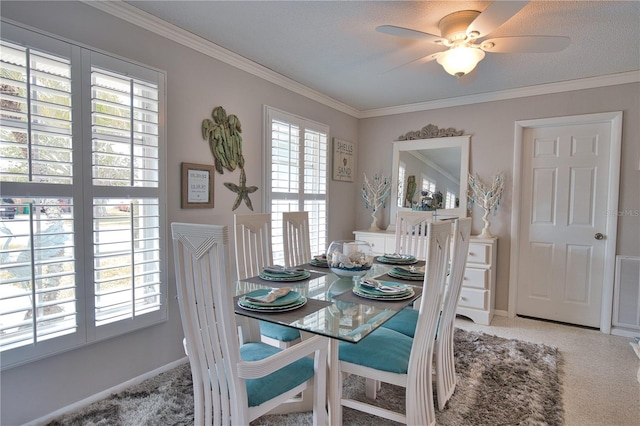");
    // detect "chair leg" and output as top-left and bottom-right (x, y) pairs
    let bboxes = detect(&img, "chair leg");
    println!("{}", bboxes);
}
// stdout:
(364, 378), (382, 399)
